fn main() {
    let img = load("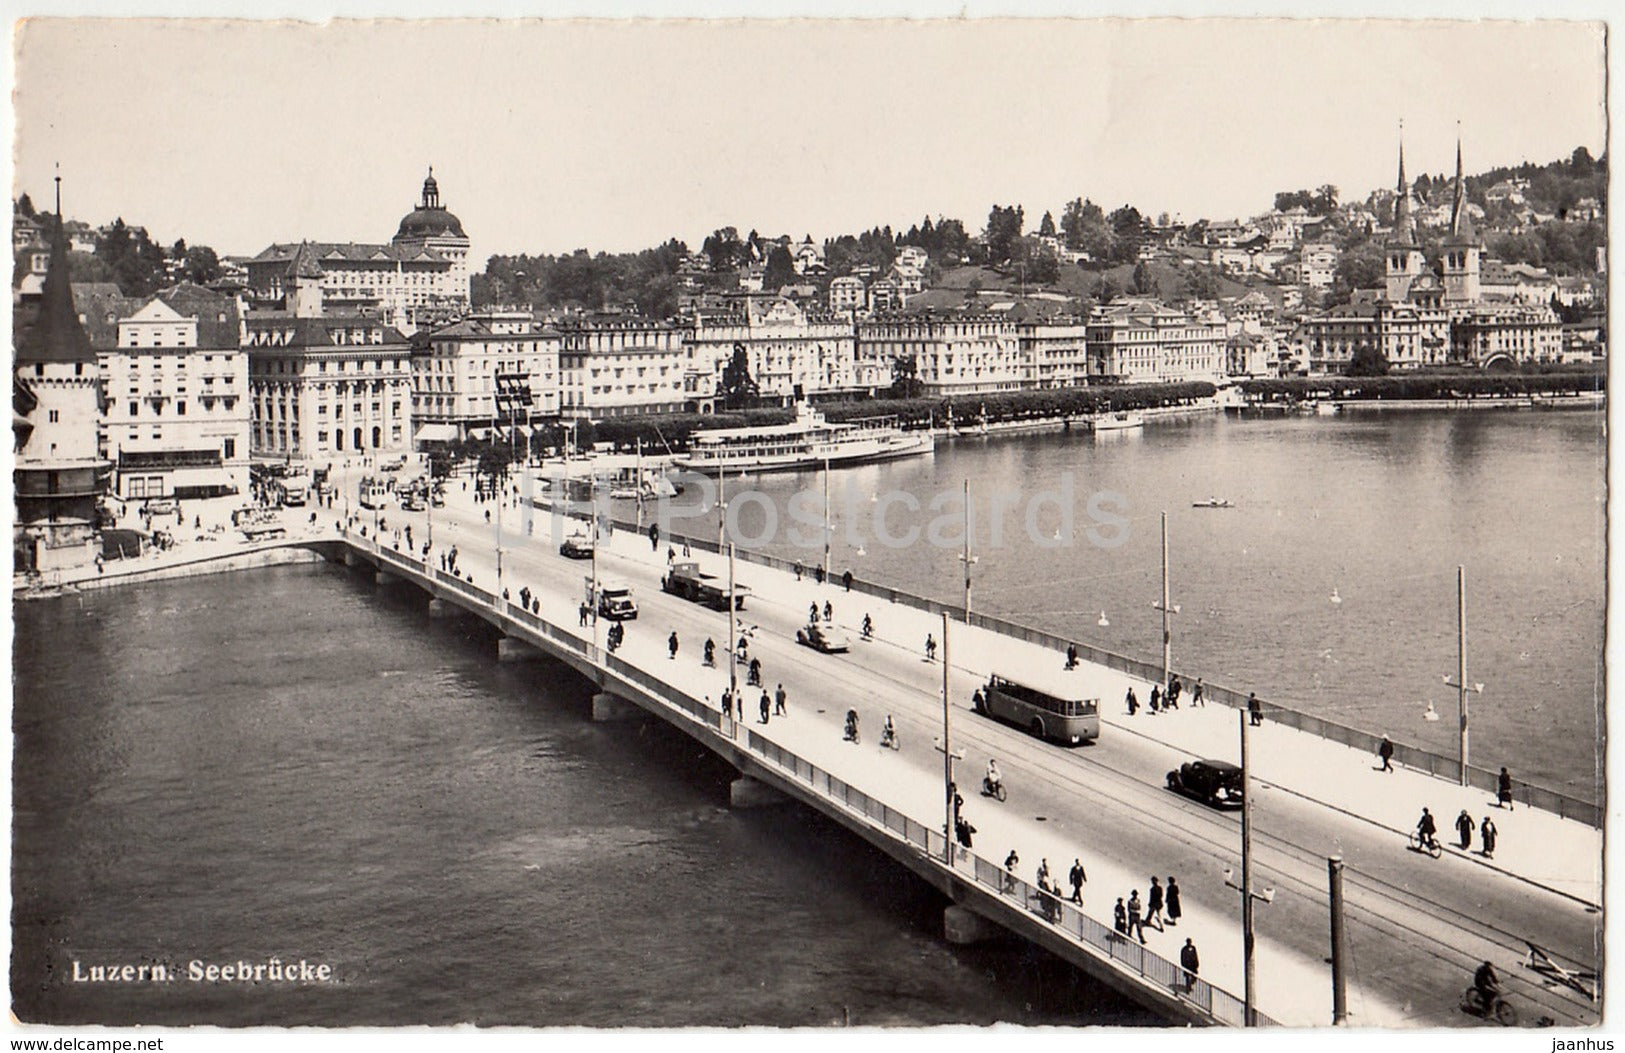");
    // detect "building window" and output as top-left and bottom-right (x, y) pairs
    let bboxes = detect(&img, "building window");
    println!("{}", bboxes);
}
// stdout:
(47, 409), (59, 423)
(223, 438), (236, 459)
(177, 401), (186, 416)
